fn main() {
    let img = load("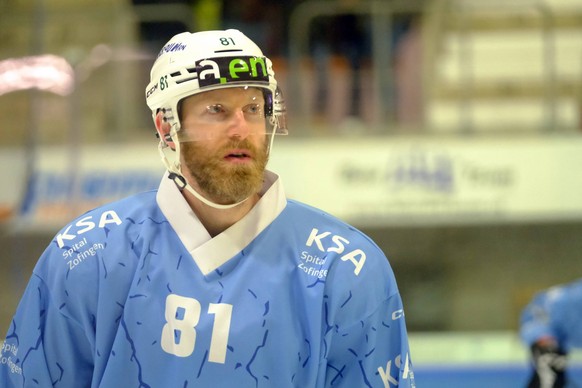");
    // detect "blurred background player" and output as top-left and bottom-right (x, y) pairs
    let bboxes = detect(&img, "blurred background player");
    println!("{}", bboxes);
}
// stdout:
(520, 278), (582, 388)
(0, 30), (415, 387)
